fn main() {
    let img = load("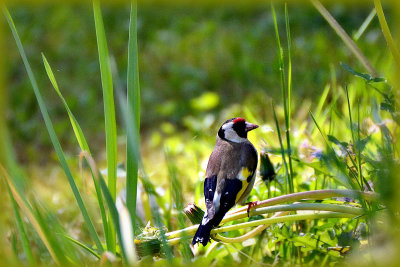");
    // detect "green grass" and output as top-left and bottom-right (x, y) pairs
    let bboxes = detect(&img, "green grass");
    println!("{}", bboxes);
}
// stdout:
(2, 2), (399, 266)
(126, 0), (141, 235)
(3, 6), (104, 256)
(93, 0), (118, 253)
